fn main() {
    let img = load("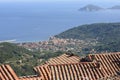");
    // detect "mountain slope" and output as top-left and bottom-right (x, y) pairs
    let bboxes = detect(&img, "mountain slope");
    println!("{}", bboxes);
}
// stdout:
(0, 42), (63, 76)
(0, 42), (33, 63)
(55, 23), (120, 52)
(55, 23), (120, 42)
(109, 5), (120, 9)
(0, 42), (38, 76)
(79, 4), (104, 11)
